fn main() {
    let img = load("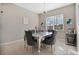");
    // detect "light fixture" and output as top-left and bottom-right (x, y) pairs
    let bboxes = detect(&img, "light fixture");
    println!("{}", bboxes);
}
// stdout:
(43, 3), (47, 16)
(43, 3), (47, 31)
(40, 3), (48, 31)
